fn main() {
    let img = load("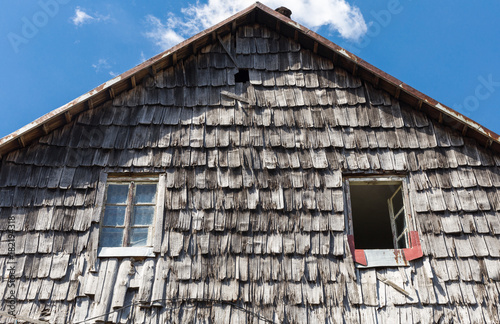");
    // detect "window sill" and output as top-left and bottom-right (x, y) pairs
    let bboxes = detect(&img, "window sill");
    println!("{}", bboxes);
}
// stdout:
(354, 249), (409, 268)
(98, 246), (155, 258)
(347, 231), (423, 268)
